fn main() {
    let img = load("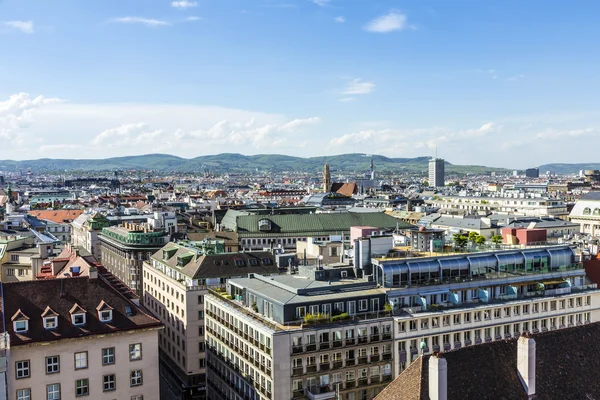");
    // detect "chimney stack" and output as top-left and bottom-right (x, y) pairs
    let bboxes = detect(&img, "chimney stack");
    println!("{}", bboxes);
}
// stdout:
(429, 352), (448, 400)
(517, 333), (536, 397)
(89, 267), (98, 280)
